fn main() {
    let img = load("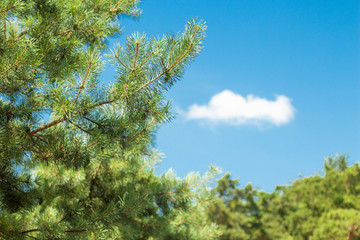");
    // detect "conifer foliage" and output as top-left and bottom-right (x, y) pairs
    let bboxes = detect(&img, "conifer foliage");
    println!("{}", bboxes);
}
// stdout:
(0, 0), (219, 239)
